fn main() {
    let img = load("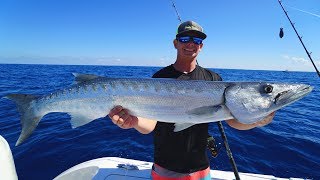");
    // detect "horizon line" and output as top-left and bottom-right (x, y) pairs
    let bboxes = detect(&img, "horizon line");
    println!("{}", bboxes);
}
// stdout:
(0, 62), (316, 73)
